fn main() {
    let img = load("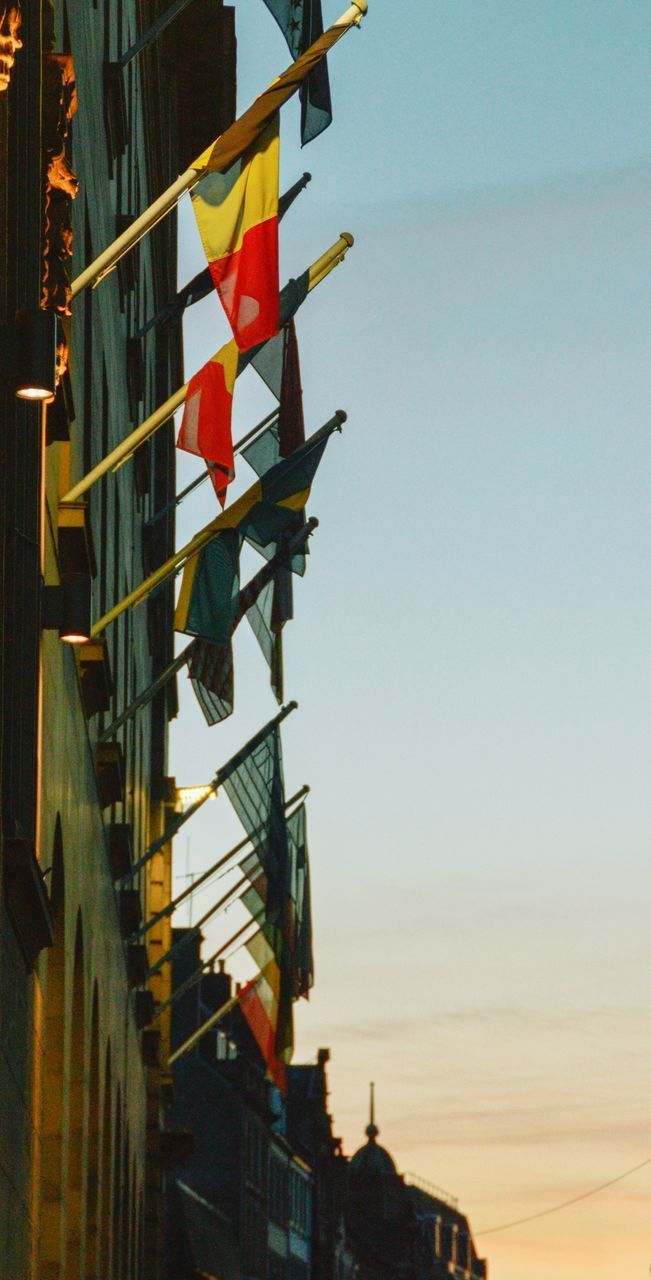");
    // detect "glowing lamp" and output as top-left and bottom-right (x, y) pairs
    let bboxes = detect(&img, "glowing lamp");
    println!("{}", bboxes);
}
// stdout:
(177, 785), (216, 808)
(0, 309), (57, 403)
(59, 573), (92, 643)
(41, 572), (92, 645)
